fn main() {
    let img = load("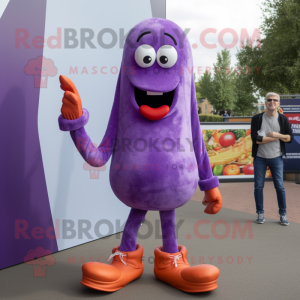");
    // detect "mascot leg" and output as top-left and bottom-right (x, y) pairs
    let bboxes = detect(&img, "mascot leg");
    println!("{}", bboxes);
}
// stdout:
(119, 208), (147, 251)
(154, 209), (220, 293)
(159, 210), (179, 253)
(81, 208), (146, 291)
